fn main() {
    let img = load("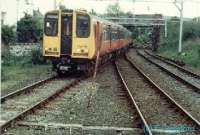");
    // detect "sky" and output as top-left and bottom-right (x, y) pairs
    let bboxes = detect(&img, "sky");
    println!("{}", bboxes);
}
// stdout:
(1, 0), (200, 25)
